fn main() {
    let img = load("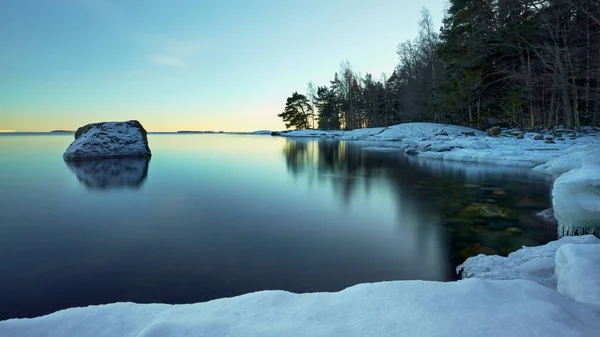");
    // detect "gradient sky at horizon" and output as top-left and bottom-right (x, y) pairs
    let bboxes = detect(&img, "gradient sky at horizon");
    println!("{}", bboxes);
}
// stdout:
(1, 0), (447, 132)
